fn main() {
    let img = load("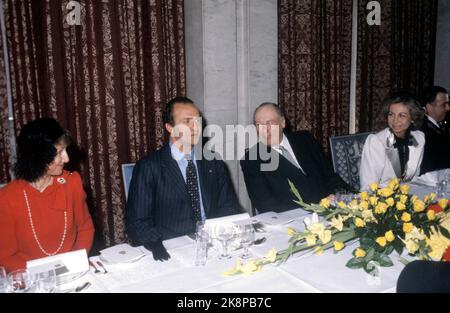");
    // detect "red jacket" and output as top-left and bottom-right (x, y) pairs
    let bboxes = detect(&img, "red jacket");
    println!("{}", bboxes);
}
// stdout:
(0, 171), (94, 272)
